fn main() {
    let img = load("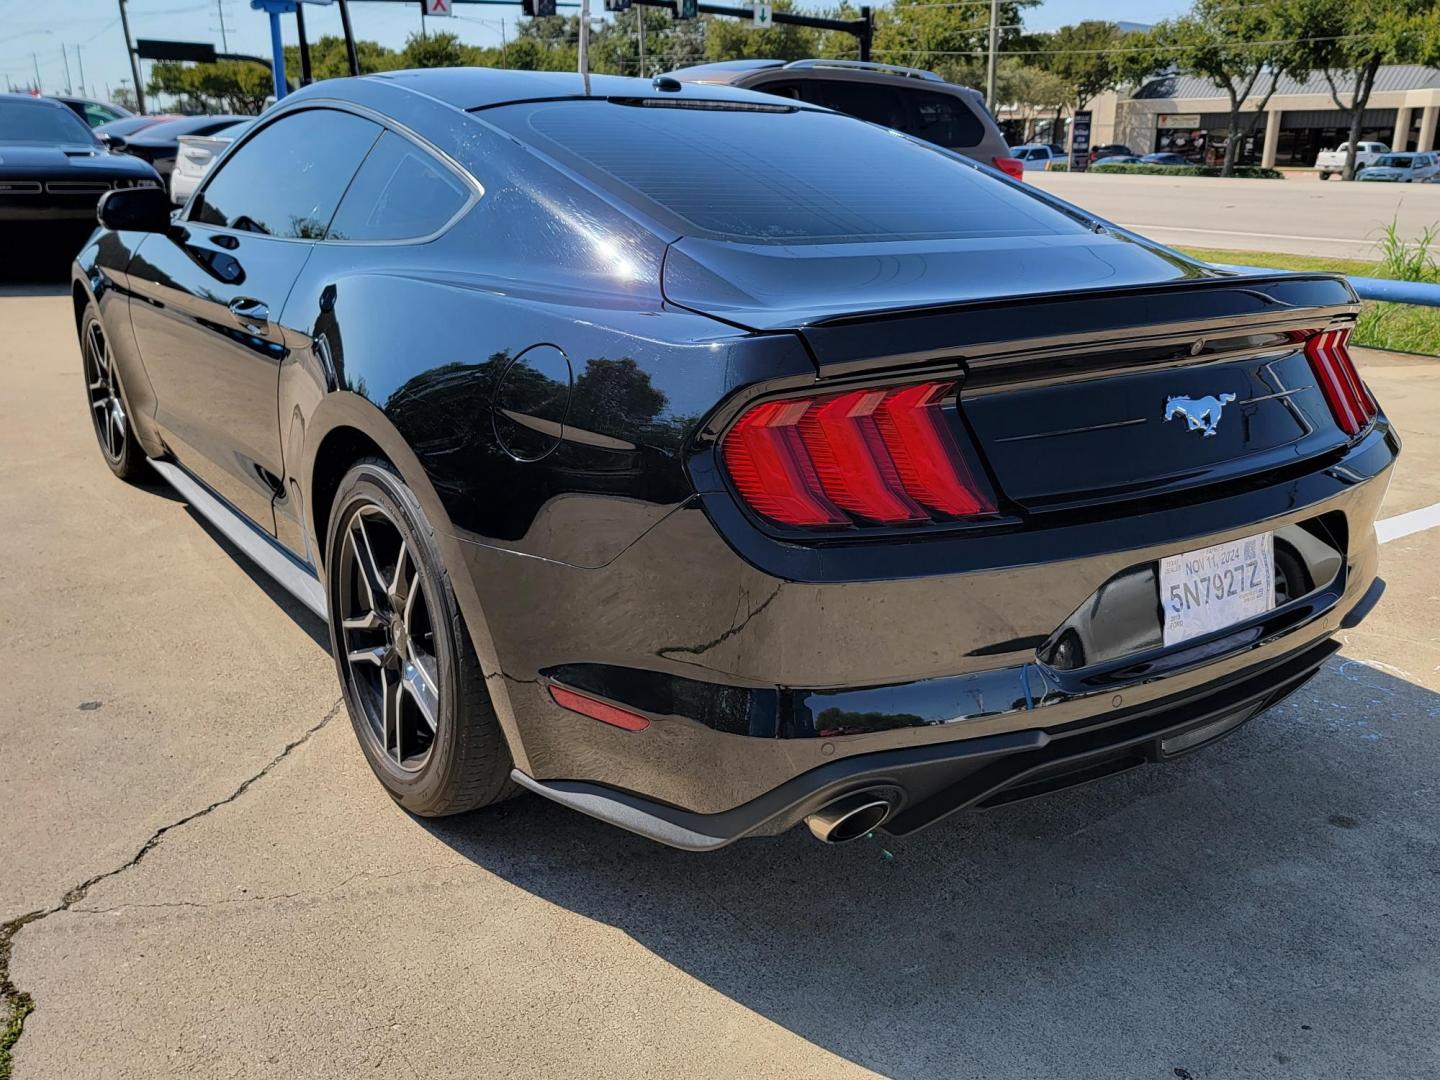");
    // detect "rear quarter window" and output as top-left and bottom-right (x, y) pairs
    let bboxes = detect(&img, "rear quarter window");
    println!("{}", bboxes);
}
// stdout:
(487, 100), (1087, 246)
(901, 87), (987, 149)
